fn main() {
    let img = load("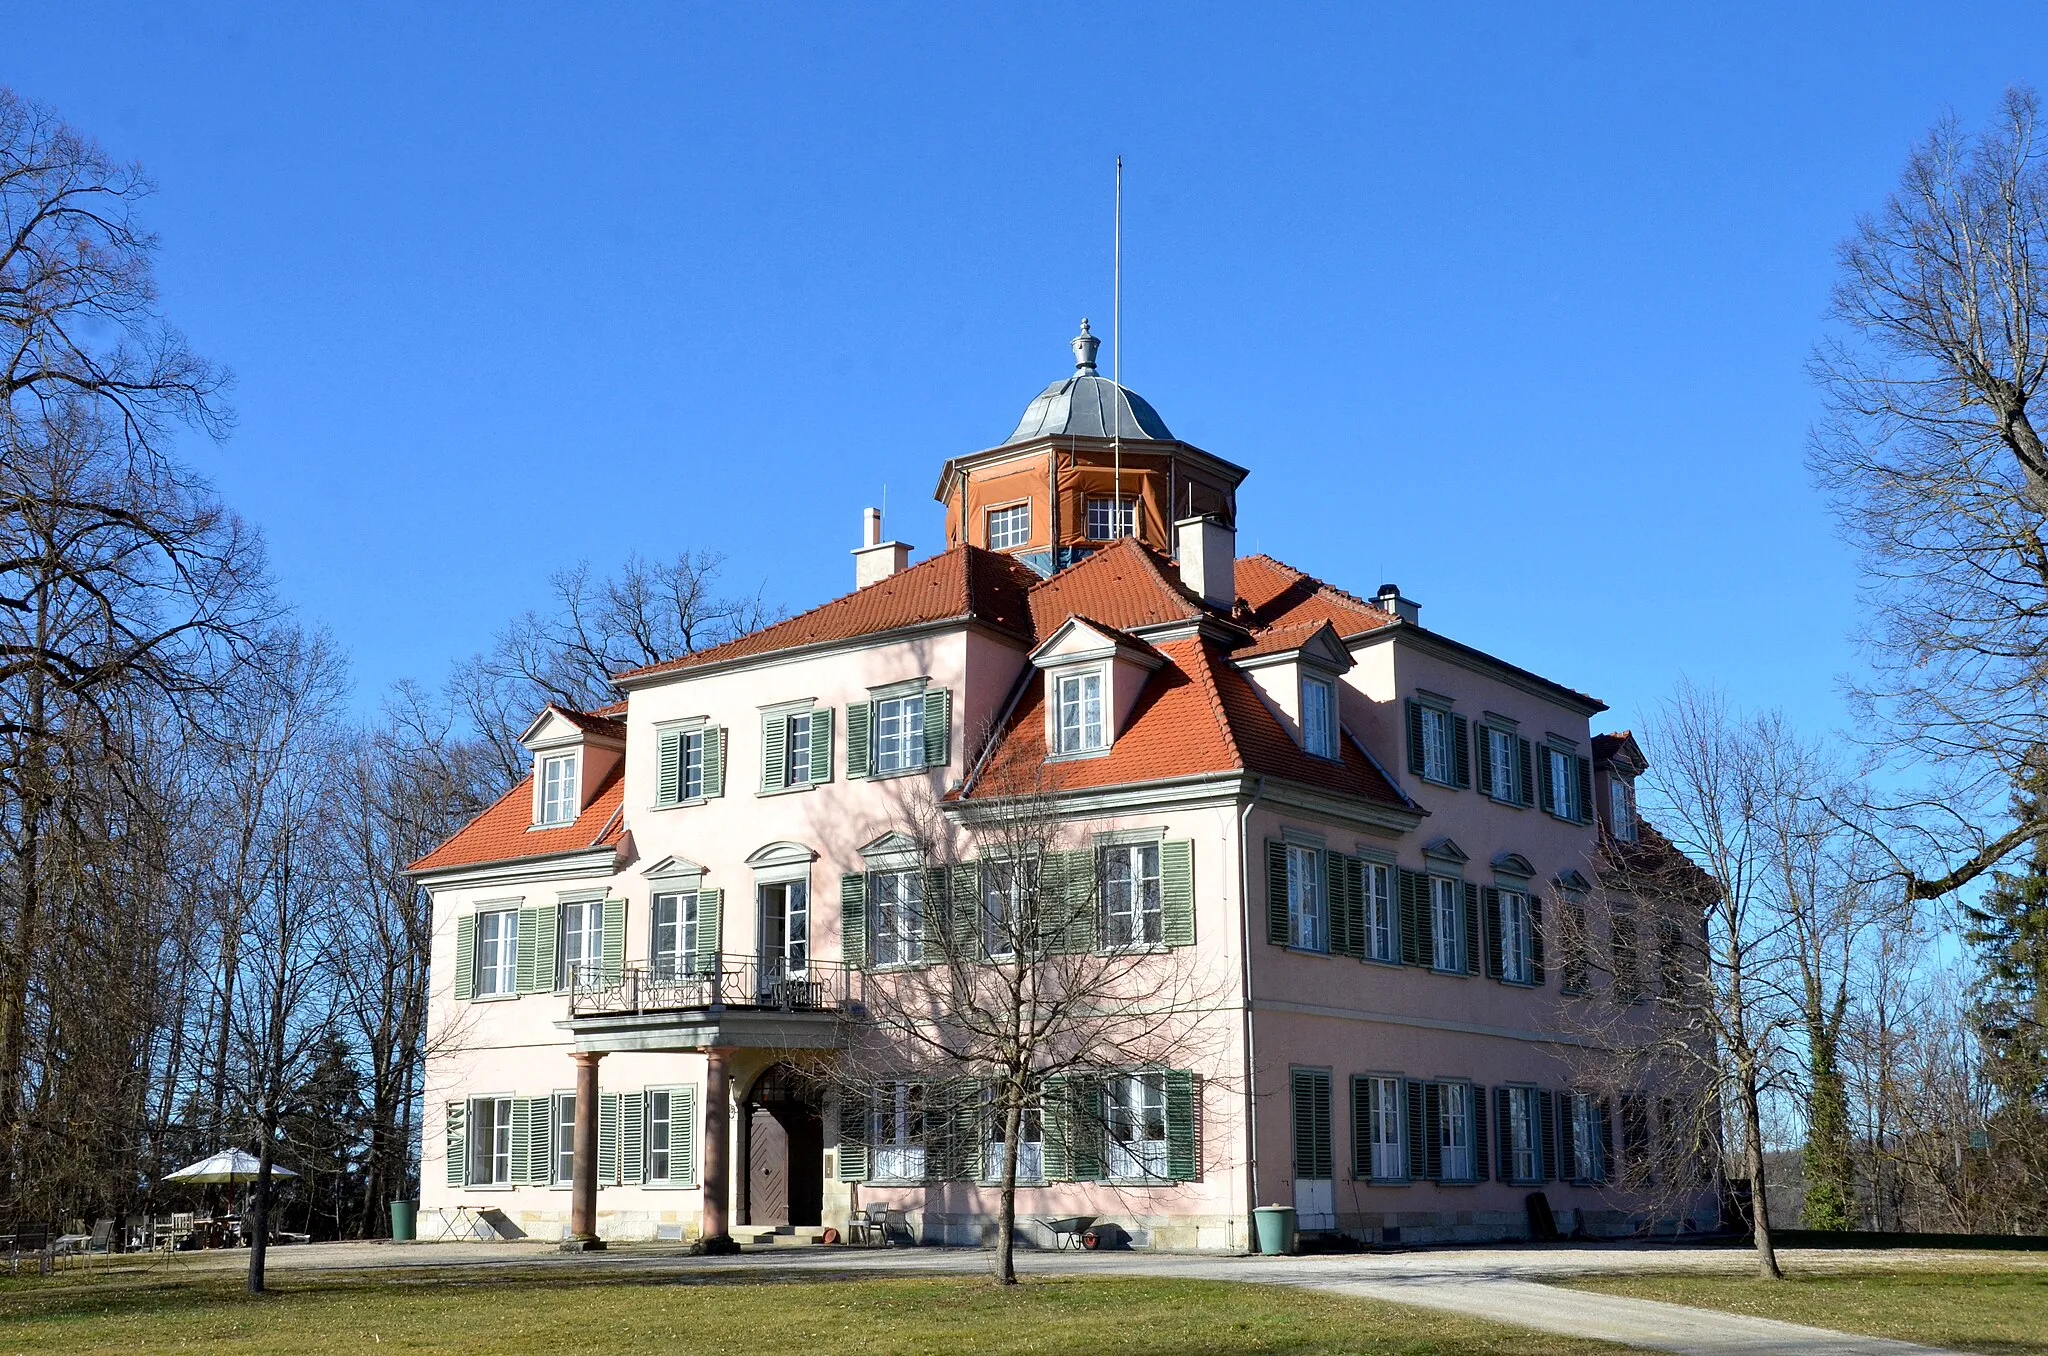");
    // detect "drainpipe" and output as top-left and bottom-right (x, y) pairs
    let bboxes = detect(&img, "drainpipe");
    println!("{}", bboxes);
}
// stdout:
(1236, 776), (1265, 1249)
